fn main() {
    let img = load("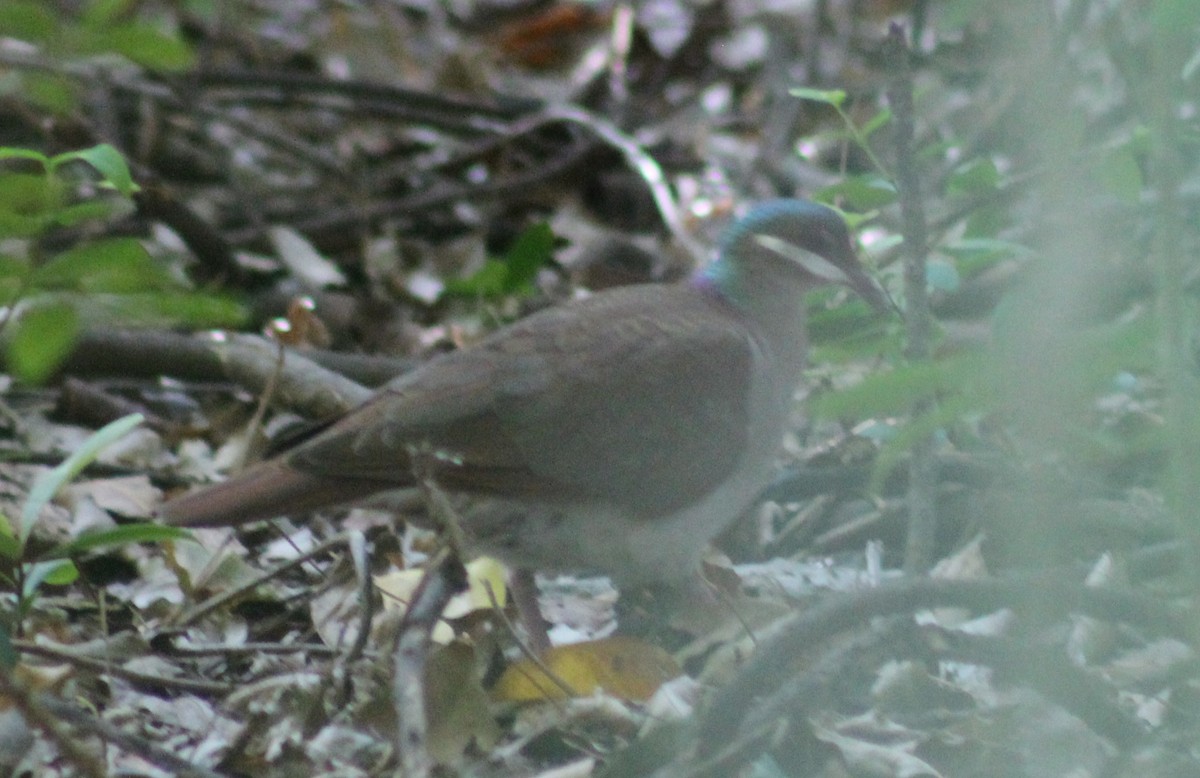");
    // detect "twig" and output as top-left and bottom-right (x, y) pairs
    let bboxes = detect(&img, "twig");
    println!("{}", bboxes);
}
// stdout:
(13, 640), (234, 696)
(57, 328), (414, 389)
(694, 575), (1186, 757)
(536, 104), (704, 266)
(392, 547), (468, 778)
(174, 532), (353, 627)
(883, 24), (939, 574)
(191, 68), (532, 135)
(244, 123), (595, 247)
(484, 580), (577, 702)
(329, 530), (375, 711)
